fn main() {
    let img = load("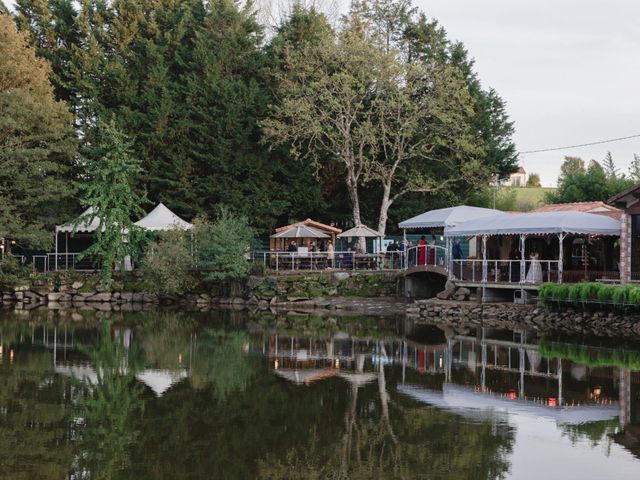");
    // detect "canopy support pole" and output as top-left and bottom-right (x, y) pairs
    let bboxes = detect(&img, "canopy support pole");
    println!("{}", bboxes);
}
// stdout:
(519, 234), (526, 283)
(65, 232), (69, 270)
(481, 236), (488, 304)
(481, 235), (488, 283)
(558, 233), (565, 284)
(54, 230), (58, 271)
